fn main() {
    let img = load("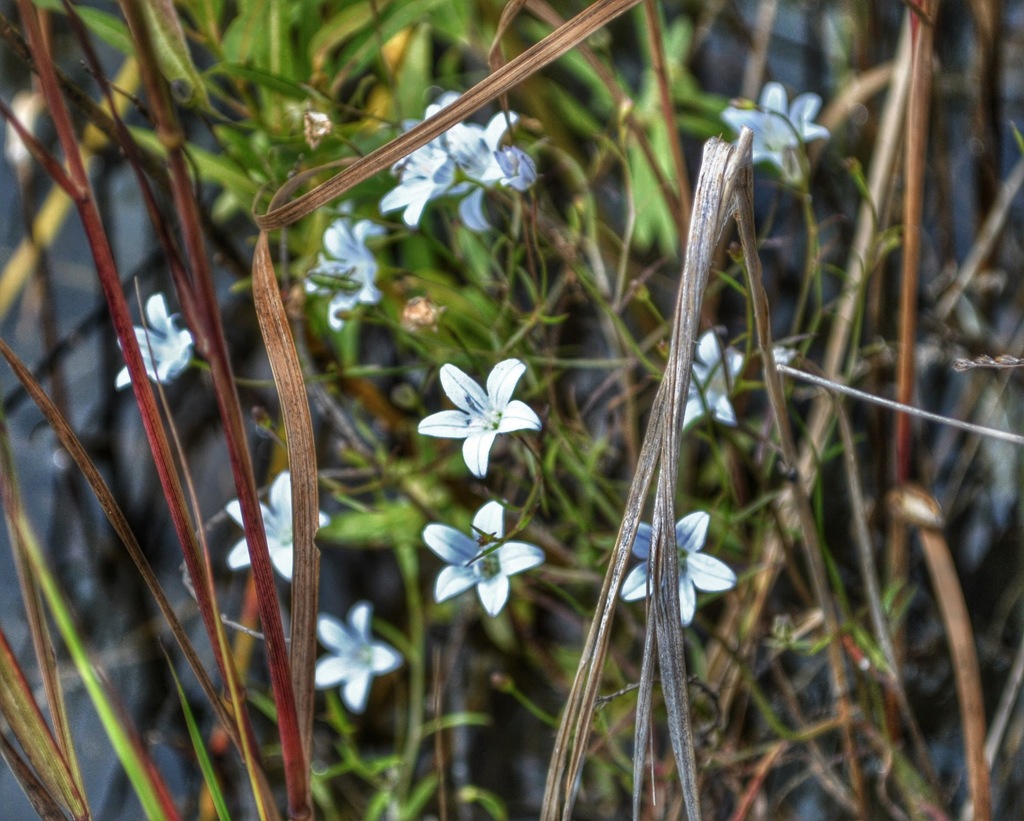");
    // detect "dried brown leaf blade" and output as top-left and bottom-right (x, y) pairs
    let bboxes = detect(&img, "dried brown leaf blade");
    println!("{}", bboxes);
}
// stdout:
(545, 134), (750, 821)
(889, 486), (992, 821)
(252, 233), (321, 764)
(256, 0), (645, 230)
